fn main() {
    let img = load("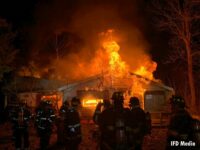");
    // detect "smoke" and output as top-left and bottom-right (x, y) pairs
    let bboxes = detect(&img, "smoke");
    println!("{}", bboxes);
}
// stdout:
(27, 0), (154, 81)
